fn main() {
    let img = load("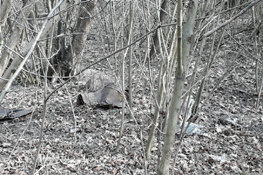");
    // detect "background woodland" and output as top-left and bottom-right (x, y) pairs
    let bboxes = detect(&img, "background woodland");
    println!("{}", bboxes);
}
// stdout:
(0, 0), (263, 174)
